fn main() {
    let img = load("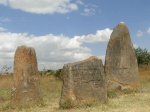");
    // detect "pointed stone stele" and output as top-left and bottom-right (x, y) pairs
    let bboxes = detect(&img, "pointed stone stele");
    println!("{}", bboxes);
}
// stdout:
(11, 45), (42, 107)
(60, 56), (107, 108)
(105, 22), (140, 91)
